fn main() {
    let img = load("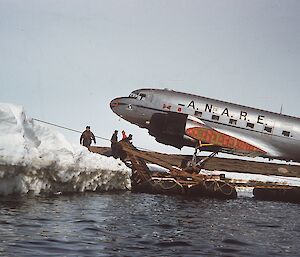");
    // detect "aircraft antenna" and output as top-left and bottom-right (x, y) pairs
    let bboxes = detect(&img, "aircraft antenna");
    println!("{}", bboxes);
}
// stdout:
(280, 104), (283, 114)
